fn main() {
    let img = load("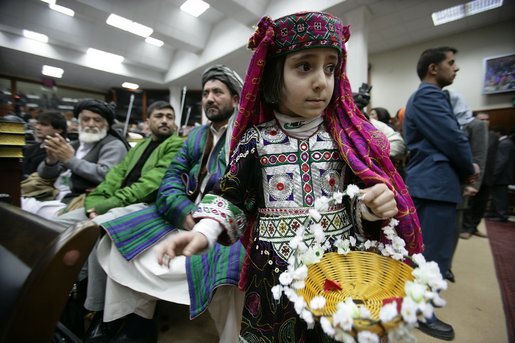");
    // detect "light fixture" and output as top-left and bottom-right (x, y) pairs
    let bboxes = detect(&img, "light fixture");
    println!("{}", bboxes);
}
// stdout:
(432, 0), (503, 26)
(106, 14), (153, 38)
(49, 3), (74, 17)
(40, 0), (55, 4)
(42, 65), (64, 78)
(86, 48), (124, 64)
(122, 82), (139, 90)
(23, 29), (48, 43)
(145, 36), (164, 47)
(180, 0), (210, 17)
